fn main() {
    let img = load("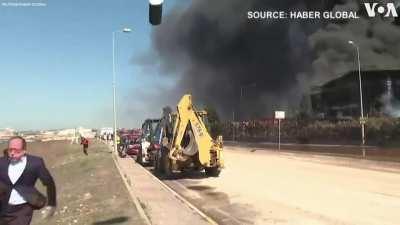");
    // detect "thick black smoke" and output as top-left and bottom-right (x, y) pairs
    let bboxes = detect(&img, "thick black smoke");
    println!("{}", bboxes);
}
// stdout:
(140, 0), (400, 120)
